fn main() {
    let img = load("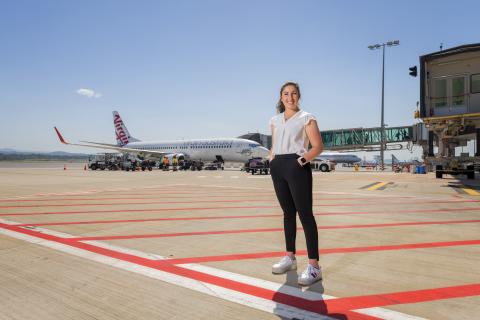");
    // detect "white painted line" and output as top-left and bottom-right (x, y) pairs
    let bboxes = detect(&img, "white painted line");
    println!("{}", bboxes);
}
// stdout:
(20, 225), (75, 238)
(82, 240), (169, 261)
(356, 307), (427, 320)
(0, 226), (335, 320)
(0, 219), (426, 320)
(179, 263), (335, 301)
(0, 218), (21, 225)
